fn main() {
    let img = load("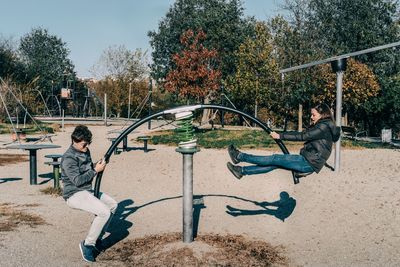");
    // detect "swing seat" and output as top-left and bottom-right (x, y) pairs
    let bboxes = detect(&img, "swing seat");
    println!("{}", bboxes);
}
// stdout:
(293, 171), (314, 184)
